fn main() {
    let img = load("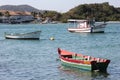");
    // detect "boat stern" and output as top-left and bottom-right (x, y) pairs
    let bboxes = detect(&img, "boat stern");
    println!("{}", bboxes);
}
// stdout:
(91, 60), (110, 72)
